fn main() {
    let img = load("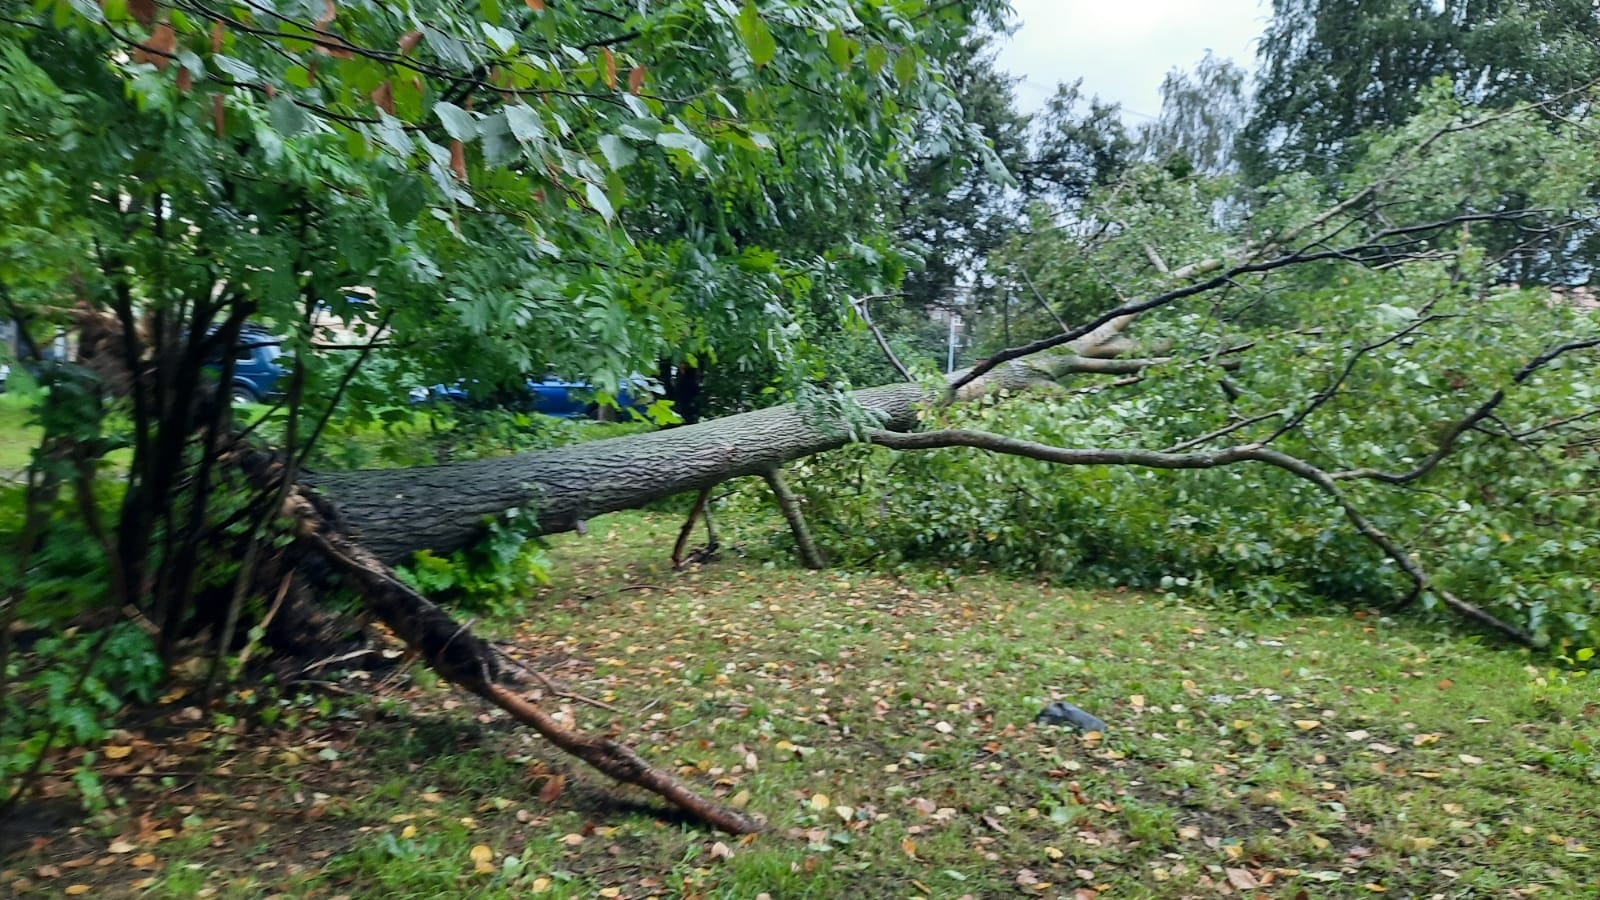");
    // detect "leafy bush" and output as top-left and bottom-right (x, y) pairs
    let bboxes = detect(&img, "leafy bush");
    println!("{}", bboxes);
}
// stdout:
(394, 507), (551, 616)
(1, 622), (162, 810)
